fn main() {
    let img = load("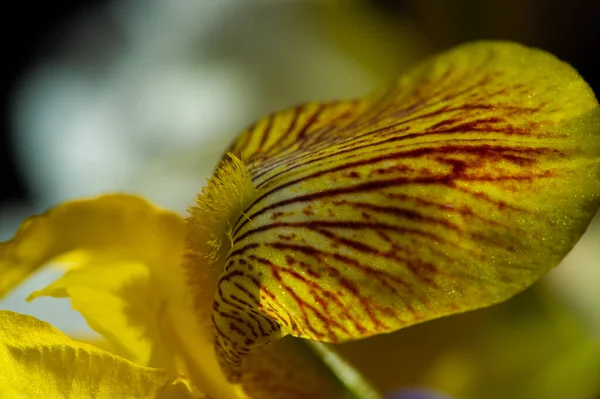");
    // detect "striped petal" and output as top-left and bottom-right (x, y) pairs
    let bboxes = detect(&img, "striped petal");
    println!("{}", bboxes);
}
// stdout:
(185, 41), (600, 380)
